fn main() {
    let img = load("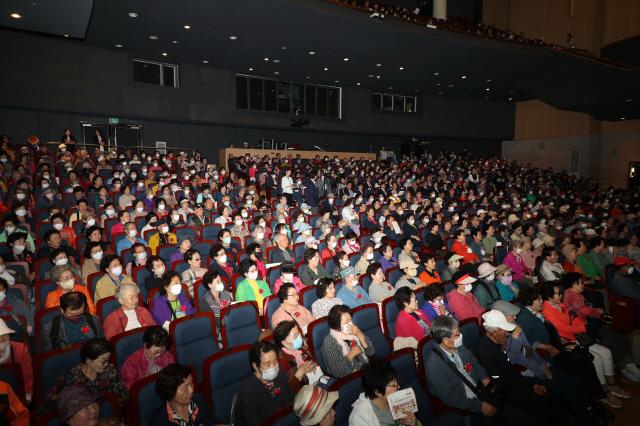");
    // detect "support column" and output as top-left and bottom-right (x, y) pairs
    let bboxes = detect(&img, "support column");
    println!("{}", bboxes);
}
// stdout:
(433, 0), (447, 20)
